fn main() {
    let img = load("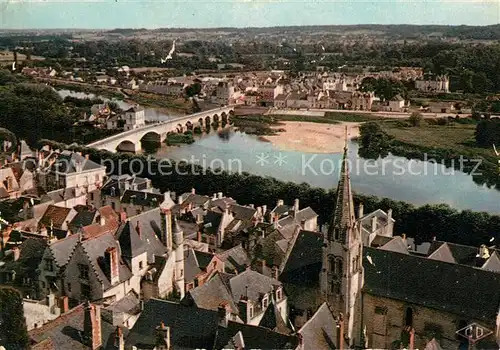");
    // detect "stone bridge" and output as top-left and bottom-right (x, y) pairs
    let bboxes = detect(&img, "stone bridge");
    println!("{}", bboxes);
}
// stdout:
(86, 106), (235, 152)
